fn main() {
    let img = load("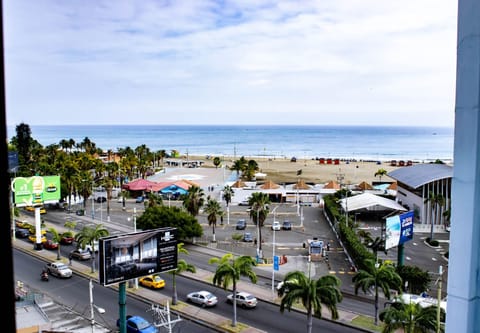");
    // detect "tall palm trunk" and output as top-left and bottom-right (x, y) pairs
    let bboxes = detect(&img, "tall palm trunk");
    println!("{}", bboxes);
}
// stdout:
(374, 285), (379, 326)
(306, 307), (313, 333)
(232, 282), (237, 327)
